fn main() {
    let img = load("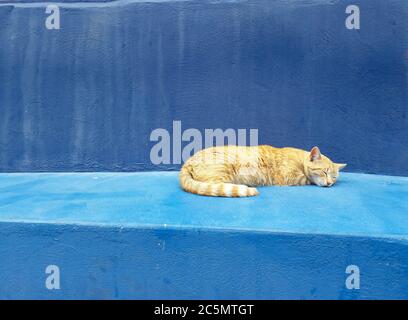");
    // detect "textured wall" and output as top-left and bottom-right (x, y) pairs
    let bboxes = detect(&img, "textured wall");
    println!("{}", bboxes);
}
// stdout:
(0, 0), (407, 175)
(1, 222), (408, 299)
